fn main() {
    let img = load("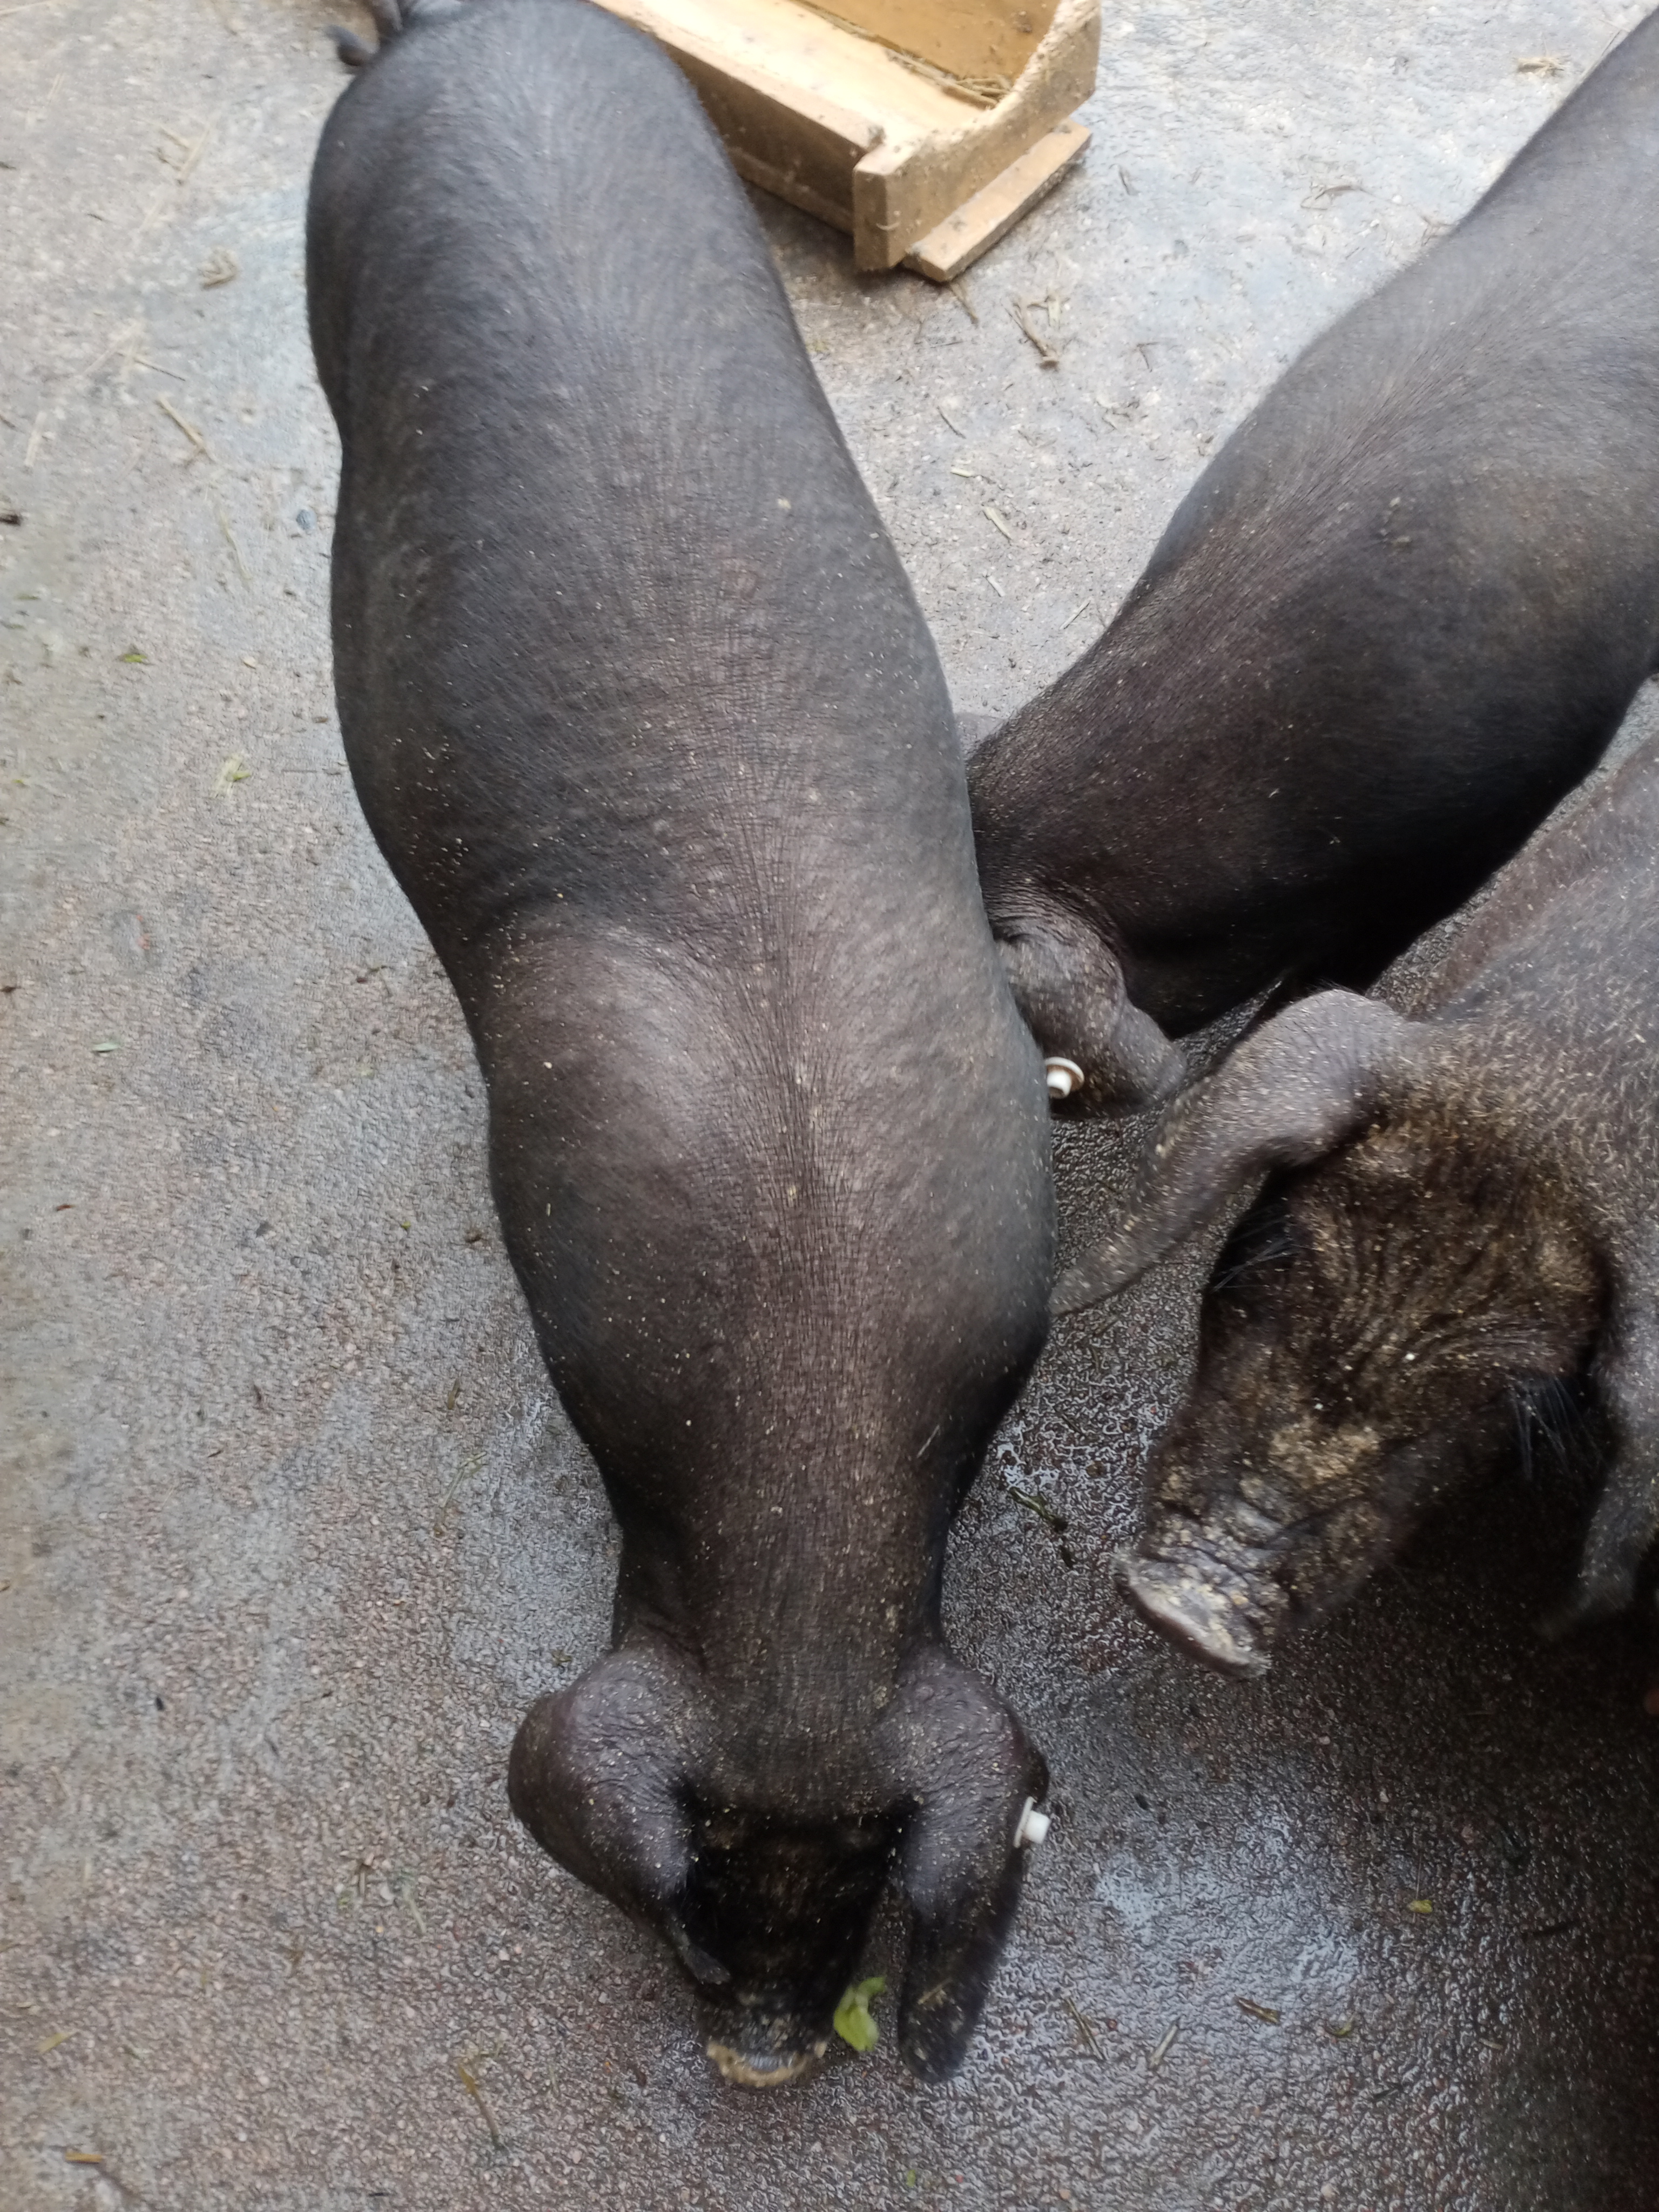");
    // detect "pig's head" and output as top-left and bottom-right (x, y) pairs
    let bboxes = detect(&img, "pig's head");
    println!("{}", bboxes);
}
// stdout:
(1053, 989), (1603, 1675)
(508, 1640), (1047, 2085)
